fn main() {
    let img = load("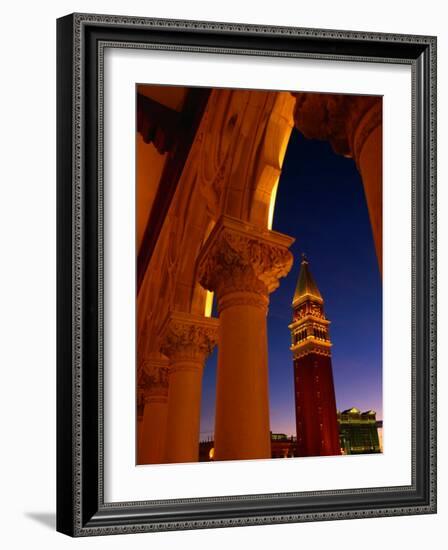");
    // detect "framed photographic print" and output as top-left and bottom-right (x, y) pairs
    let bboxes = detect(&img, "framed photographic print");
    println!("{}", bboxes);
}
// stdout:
(56, 13), (437, 536)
